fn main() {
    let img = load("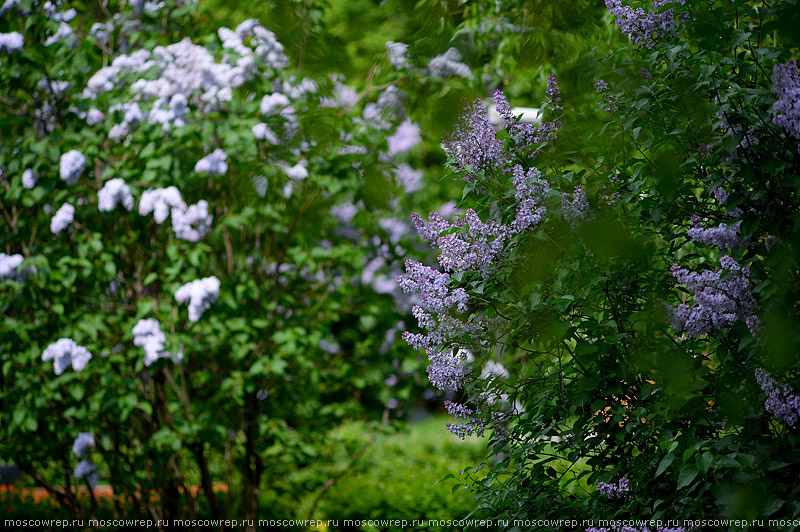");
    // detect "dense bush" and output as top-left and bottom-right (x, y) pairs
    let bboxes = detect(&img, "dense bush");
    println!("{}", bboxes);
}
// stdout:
(395, 0), (800, 528)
